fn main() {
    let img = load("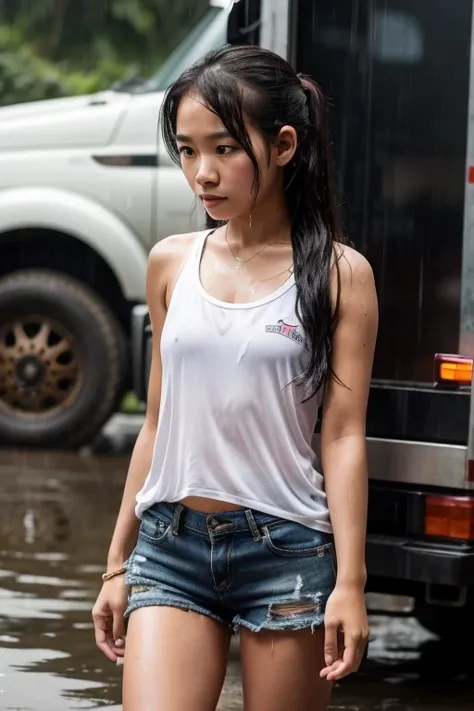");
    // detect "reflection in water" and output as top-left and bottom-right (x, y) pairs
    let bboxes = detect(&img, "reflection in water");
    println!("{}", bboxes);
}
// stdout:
(0, 449), (473, 710)
(0, 449), (125, 709)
